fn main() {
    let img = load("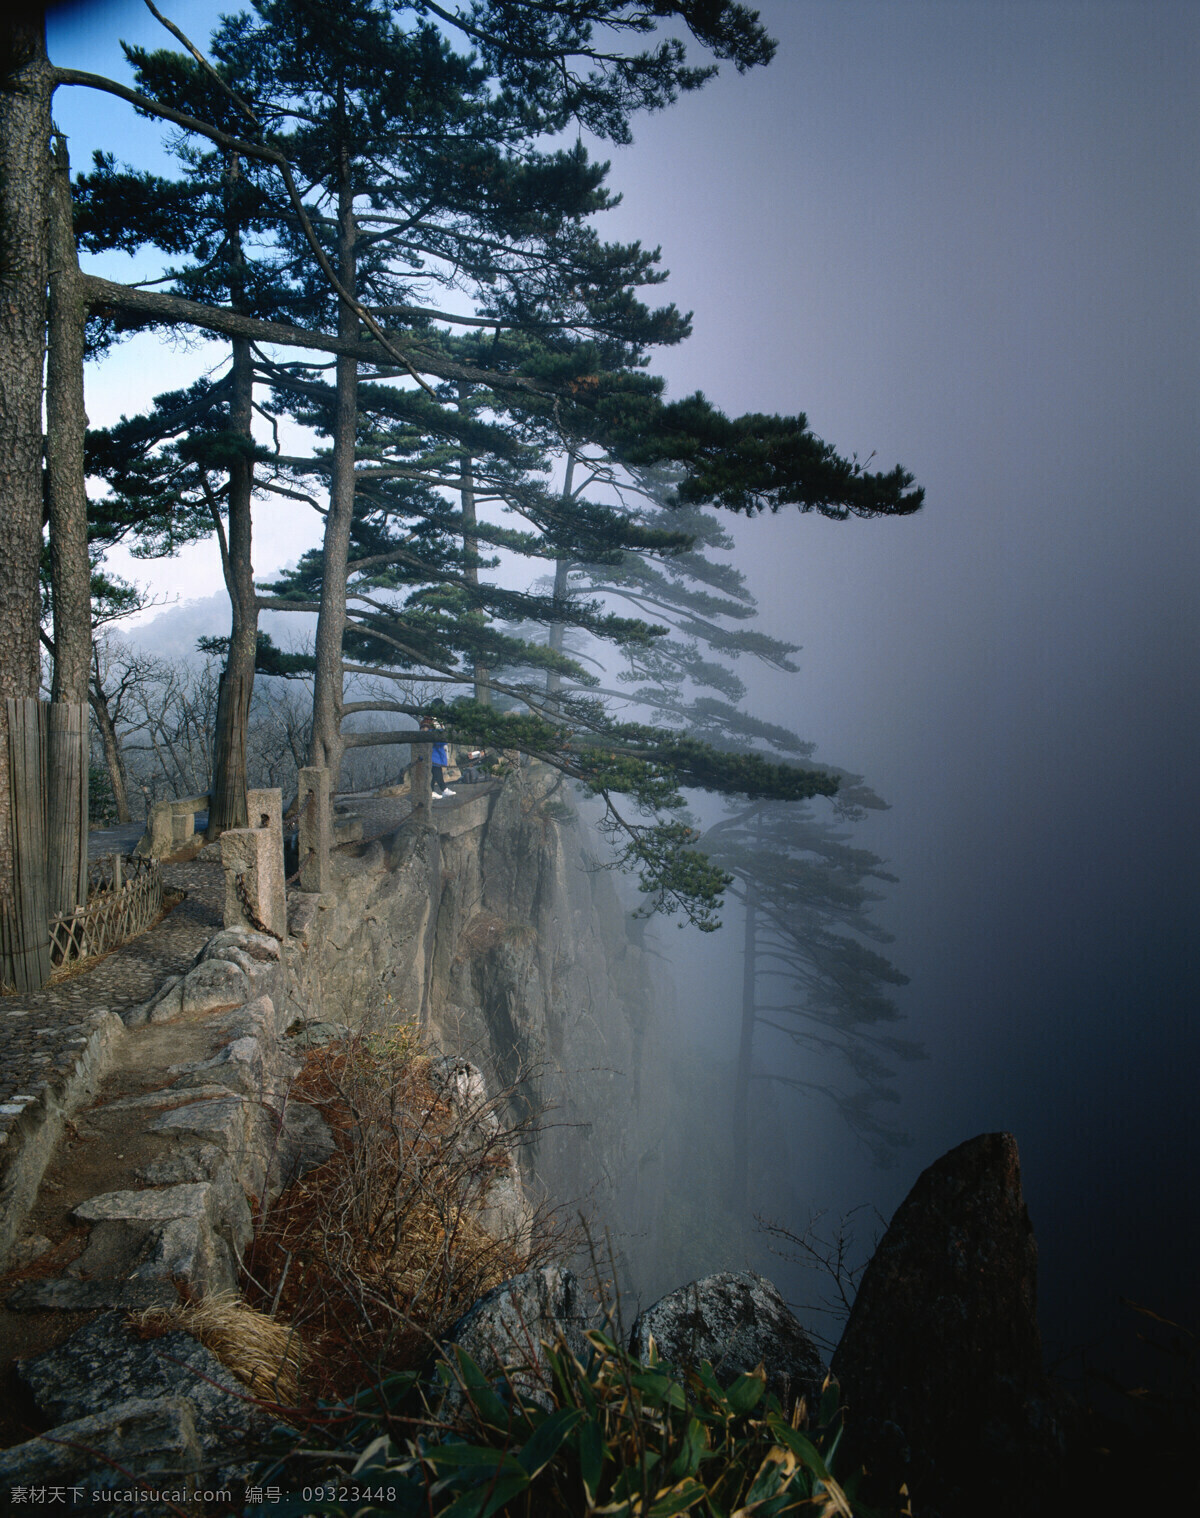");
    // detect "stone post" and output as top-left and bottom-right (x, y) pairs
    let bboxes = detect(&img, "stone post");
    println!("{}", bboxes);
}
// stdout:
(220, 822), (286, 938)
(409, 739), (432, 824)
(142, 800), (174, 858)
(246, 787), (283, 837)
(297, 766), (331, 893)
